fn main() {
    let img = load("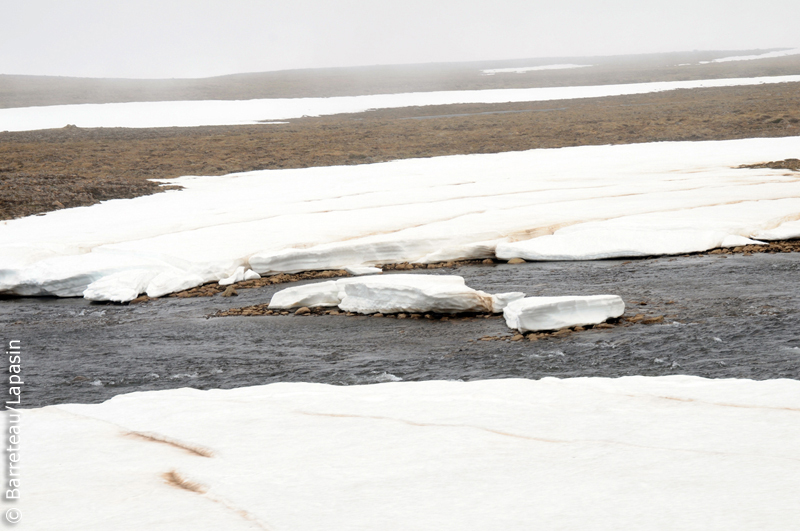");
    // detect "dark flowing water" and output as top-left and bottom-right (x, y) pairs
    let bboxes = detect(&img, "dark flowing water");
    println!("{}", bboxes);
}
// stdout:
(3, 253), (799, 407)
